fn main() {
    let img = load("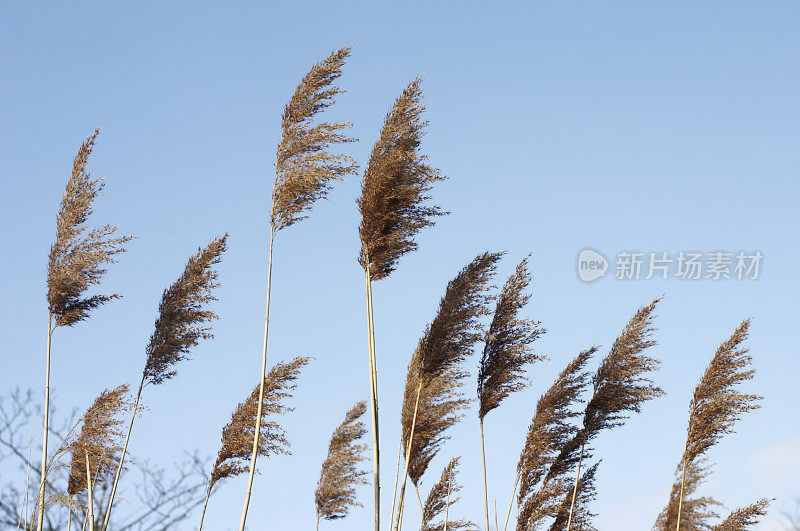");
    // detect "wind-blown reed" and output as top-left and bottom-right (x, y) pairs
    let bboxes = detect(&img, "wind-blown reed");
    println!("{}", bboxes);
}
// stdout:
(711, 499), (770, 531)
(103, 235), (228, 531)
(199, 357), (309, 530)
(242, 45), (356, 531)
(65, 386), (131, 531)
(314, 401), (369, 529)
(514, 348), (595, 531)
(395, 252), (501, 530)
(39, 128), (132, 531)
(477, 255), (545, 530)
(657, 319), (763, 531)
(358, 76), (446, 531)
(559, 298), (664, 530)
(420, 457), (474, 531)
